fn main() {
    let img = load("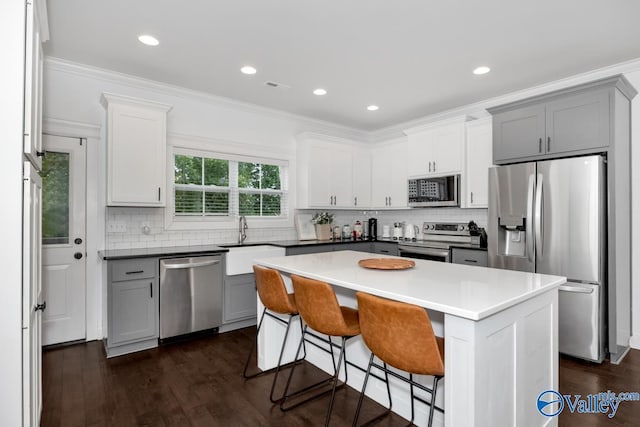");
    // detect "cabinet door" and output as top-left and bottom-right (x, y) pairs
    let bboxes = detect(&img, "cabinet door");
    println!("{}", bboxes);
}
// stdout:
(306, 144), (332, 206)
(406, 130), (434, 177)
(352, 148), (371, 208)
(463, 119), (493, 208)
(371, 242), (398, 256)
(431, 123), (464, 174)
(23, 2), (43, 169)
(388, 145), (408, 208)
(224, 274), (257, 323)
(110, 278), (157, 345)
(492, 105), (545, 163)
(450, 248), (487, 267)
(371, 145), (394, 208)
(329, 148), (354, 208)
(545, 89), (610, 155)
